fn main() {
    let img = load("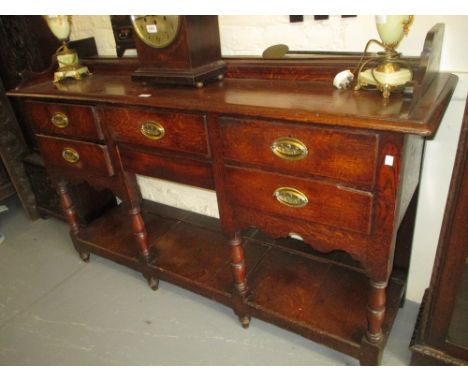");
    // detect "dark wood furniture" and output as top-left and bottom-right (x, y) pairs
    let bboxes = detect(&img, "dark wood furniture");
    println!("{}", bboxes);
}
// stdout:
(0, 78), (15, 203)
(0, 76), (38, 213)
(0, 16), (116, 223)
(410, 97), (468, 366)
(0, 161), (15, 201)
(0, 15), (56, 218)
(7, 24), (456, 365)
